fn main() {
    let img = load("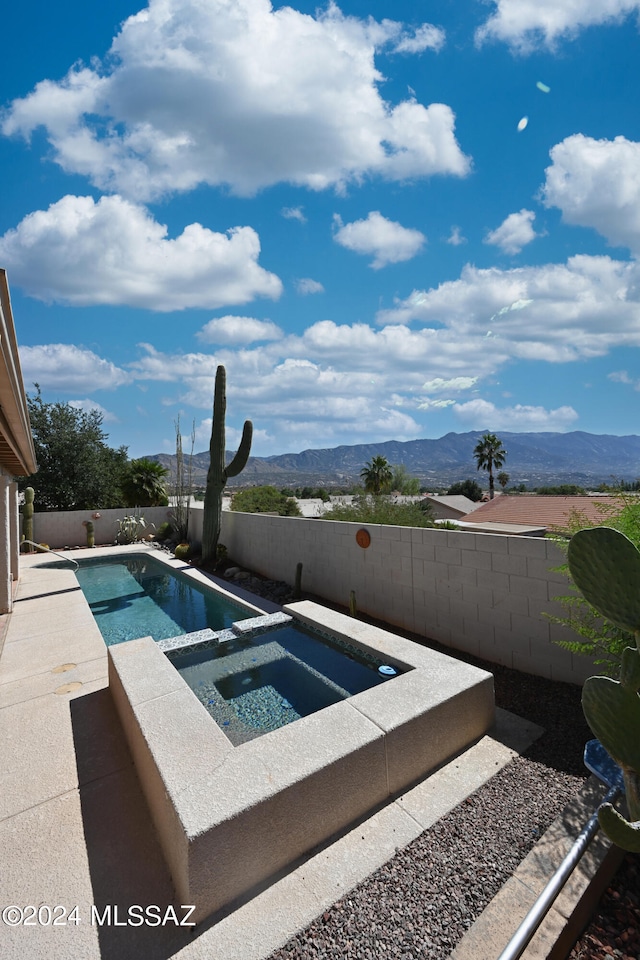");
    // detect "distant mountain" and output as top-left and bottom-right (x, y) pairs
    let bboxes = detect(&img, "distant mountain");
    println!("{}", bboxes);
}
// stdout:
(147, 431), (640, 489)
